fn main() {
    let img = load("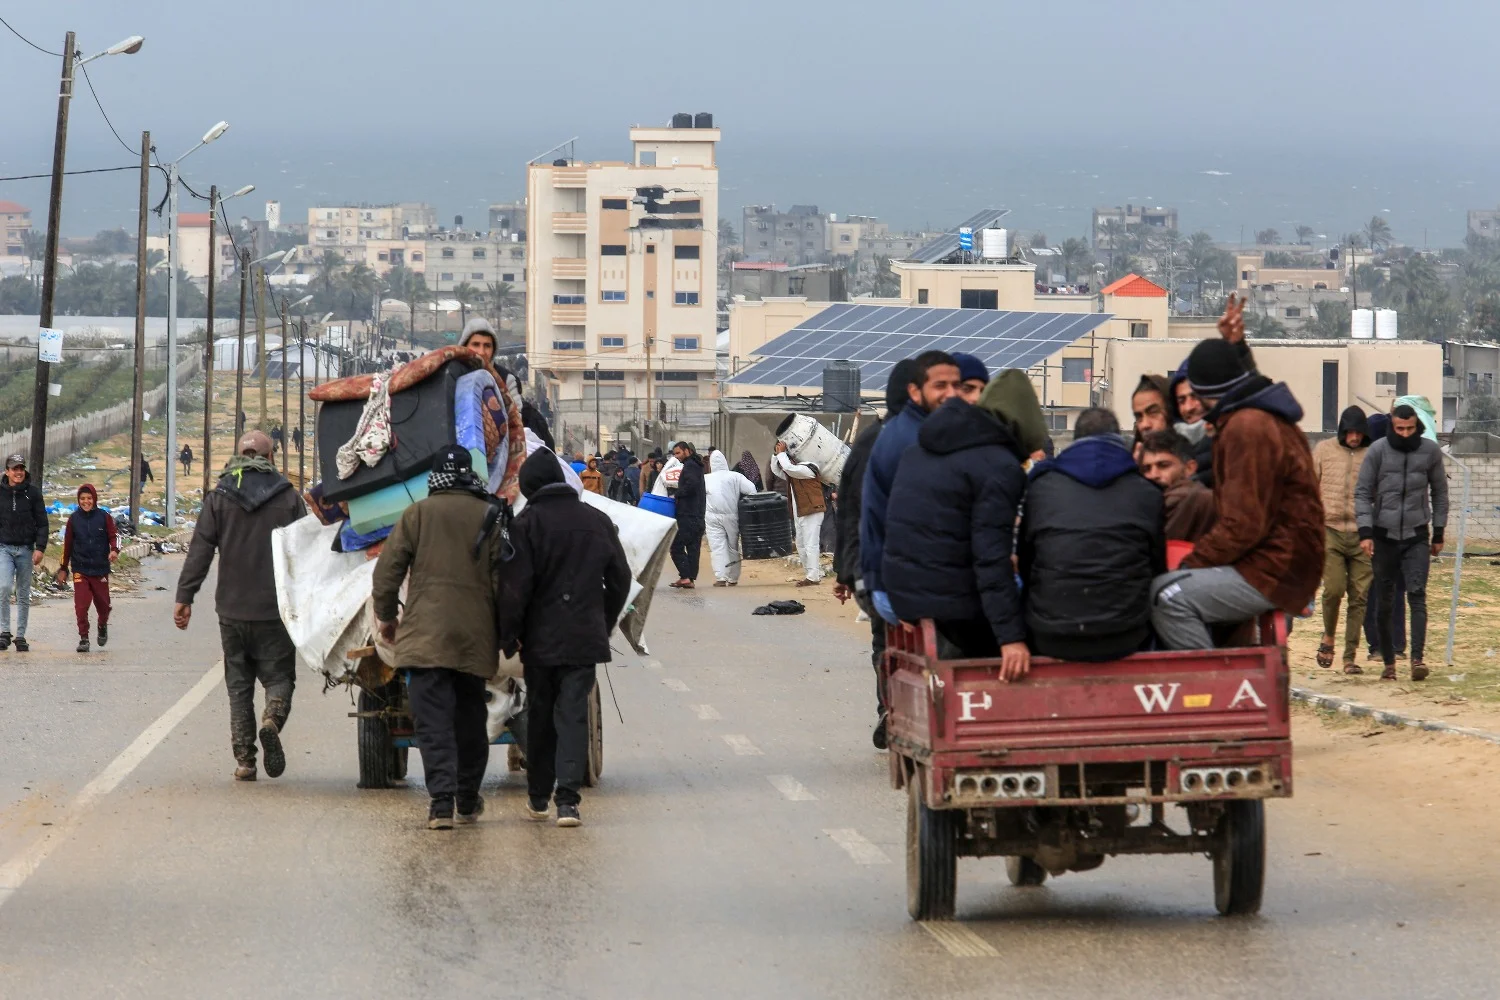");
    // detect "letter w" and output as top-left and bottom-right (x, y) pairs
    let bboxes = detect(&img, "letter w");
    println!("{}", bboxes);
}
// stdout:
(1133, 683), (1181, 713)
